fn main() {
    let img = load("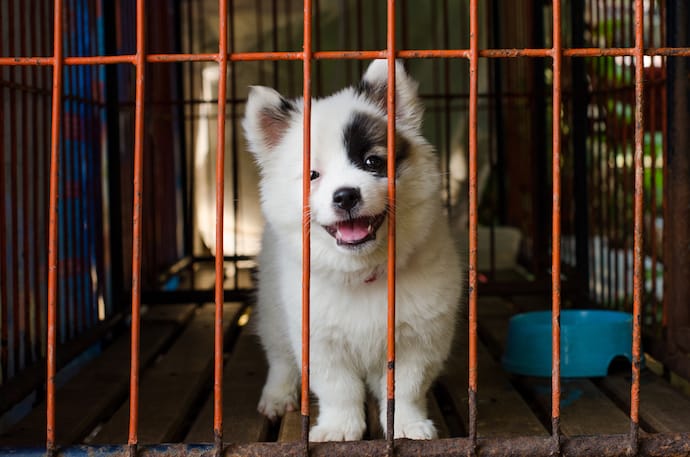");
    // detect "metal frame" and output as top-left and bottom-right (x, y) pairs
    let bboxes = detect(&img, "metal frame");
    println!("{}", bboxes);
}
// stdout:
(1, 0), (689, 455)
